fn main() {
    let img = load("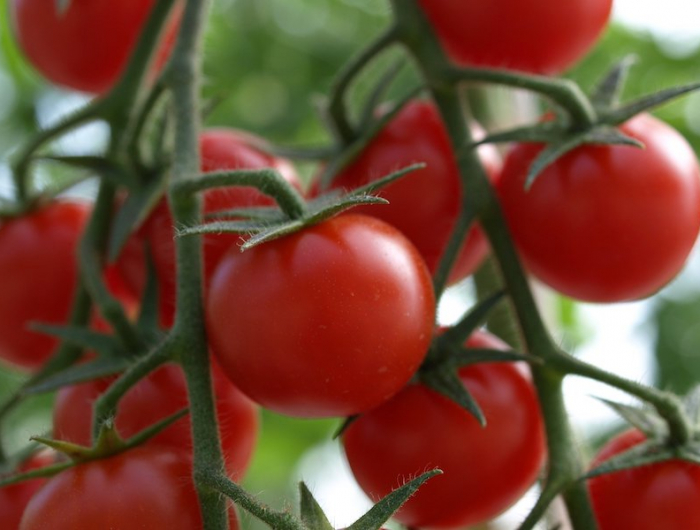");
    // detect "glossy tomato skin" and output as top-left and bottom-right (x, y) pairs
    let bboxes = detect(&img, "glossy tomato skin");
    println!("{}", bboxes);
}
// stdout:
(320, 100), (500, 284)
(19, 447), (239, 530)
(10, 0), (180, 93)
(588, 429), (700, 529)
(498, 114), (700, 302)
(118, 128), (300, 326)
(0, 452), (53, 528)
(206, 214), (436, 418)
(53, 362), (259, 481)
(343, 331), (545, 528)
(0, 200), (90, 370)
(417, 0), (612, 74)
